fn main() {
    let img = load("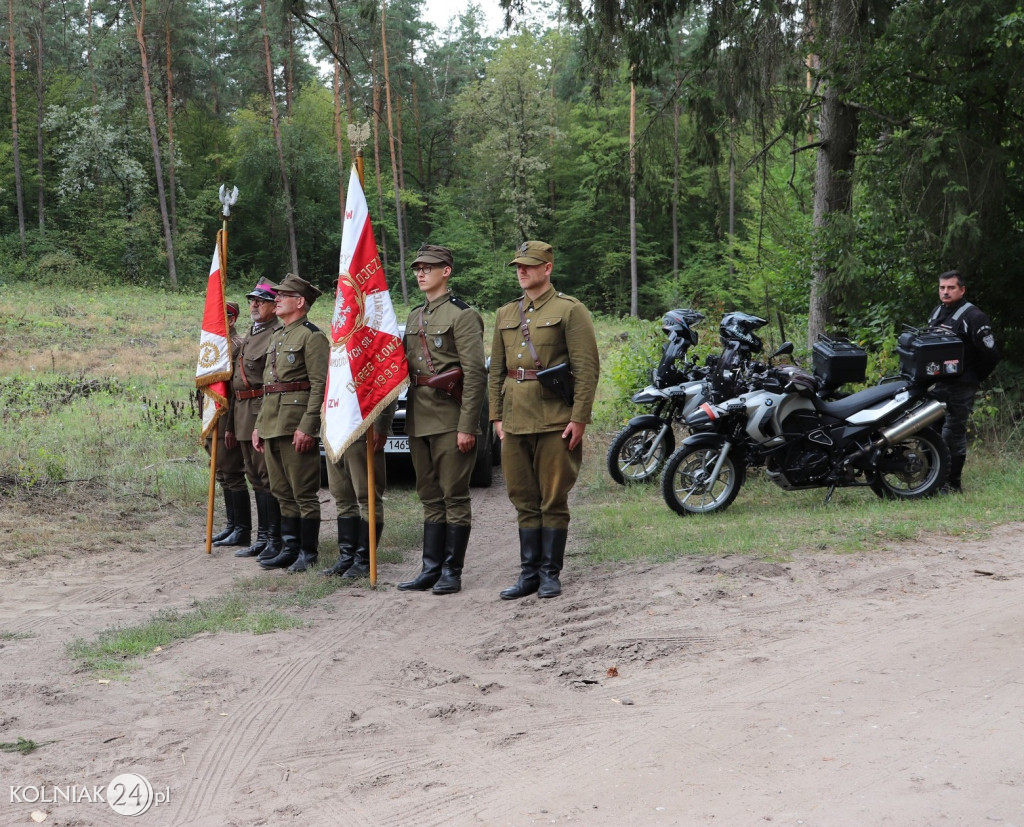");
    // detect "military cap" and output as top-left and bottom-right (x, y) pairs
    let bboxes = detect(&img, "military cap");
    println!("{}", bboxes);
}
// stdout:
(413, 244), (454, 268)
(267, 273), (322, 306)
(245, 277), (277, 302)
(226, 301), (240, 318)
(508, 240), (554, 266)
